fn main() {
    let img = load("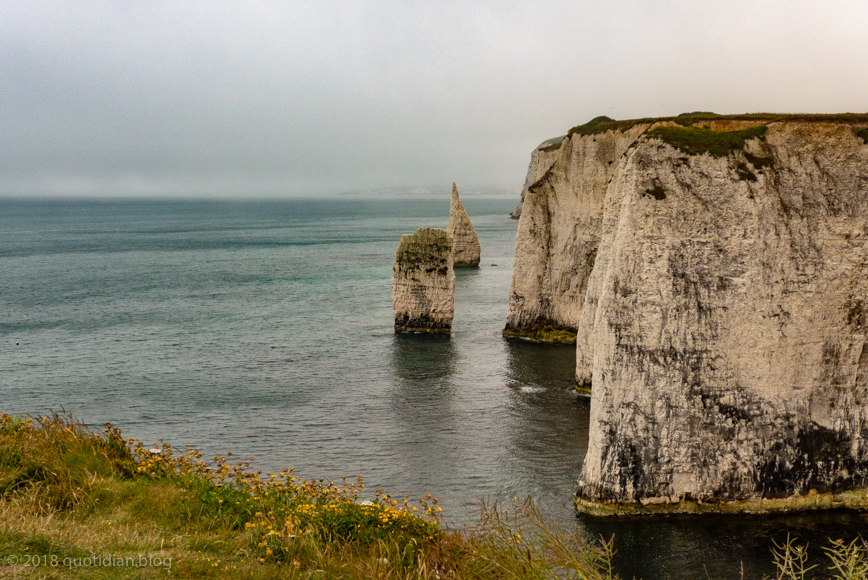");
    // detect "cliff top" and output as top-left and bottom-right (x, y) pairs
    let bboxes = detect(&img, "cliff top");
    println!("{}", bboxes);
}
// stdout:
(394, 227), (453, 267)
(532, 113), (868, 159)
(564, 112), (868, 140)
